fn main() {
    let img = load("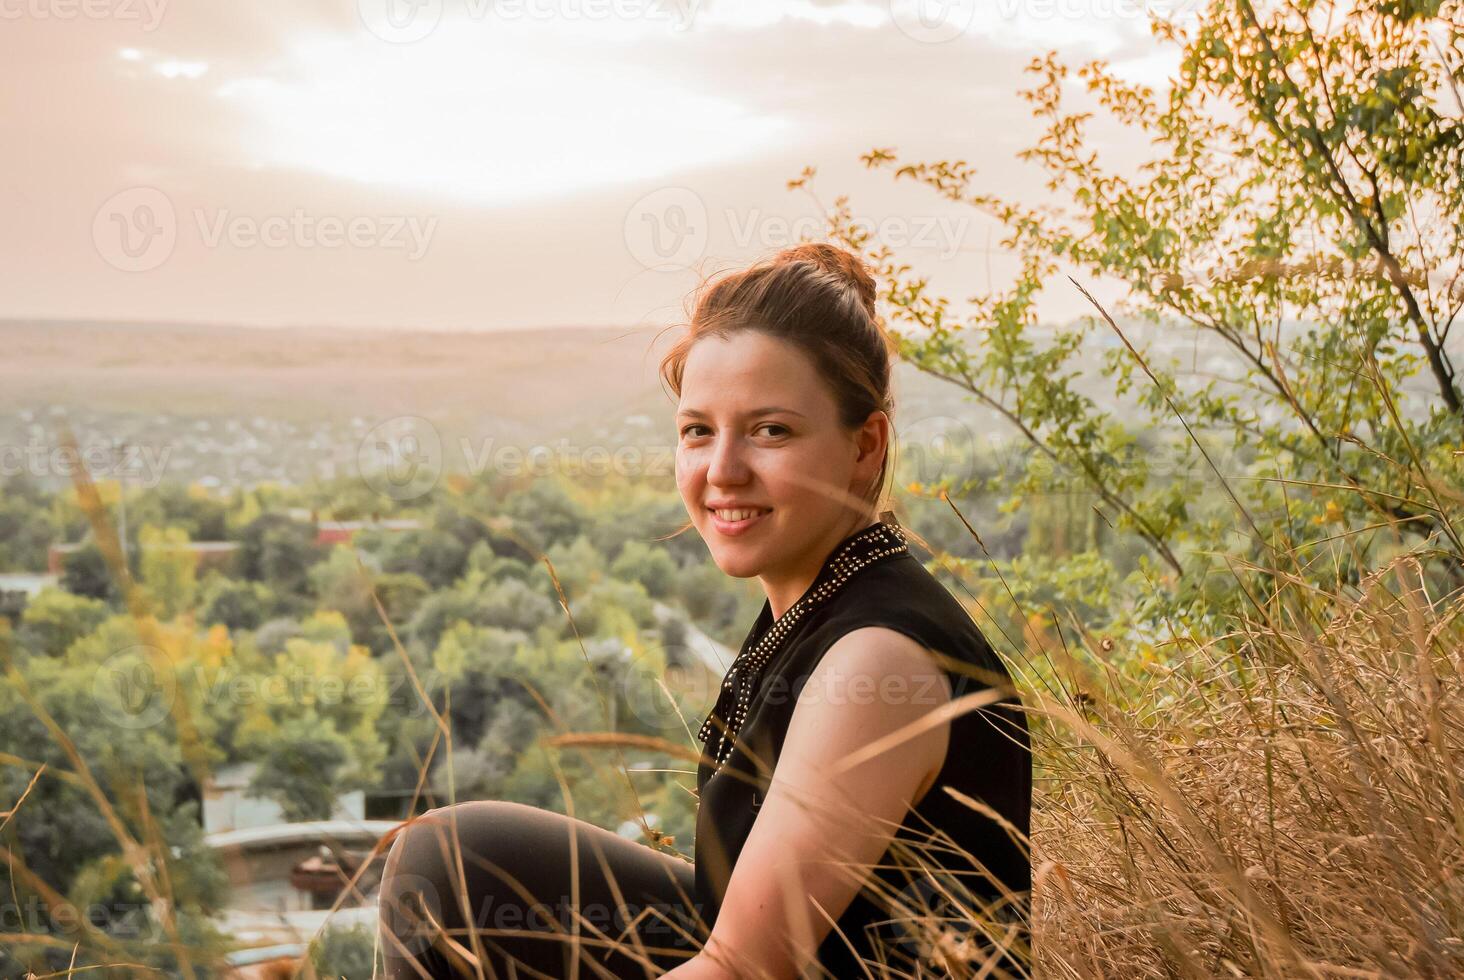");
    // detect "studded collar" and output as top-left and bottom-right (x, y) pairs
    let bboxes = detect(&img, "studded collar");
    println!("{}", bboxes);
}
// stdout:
(696, 518), (911, 771)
